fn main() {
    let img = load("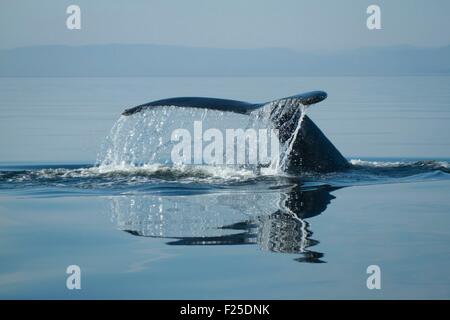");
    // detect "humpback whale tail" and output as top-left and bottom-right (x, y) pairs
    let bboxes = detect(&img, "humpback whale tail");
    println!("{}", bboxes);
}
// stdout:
(122, 91), (328, 116)
(121, 91), (350, 173)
